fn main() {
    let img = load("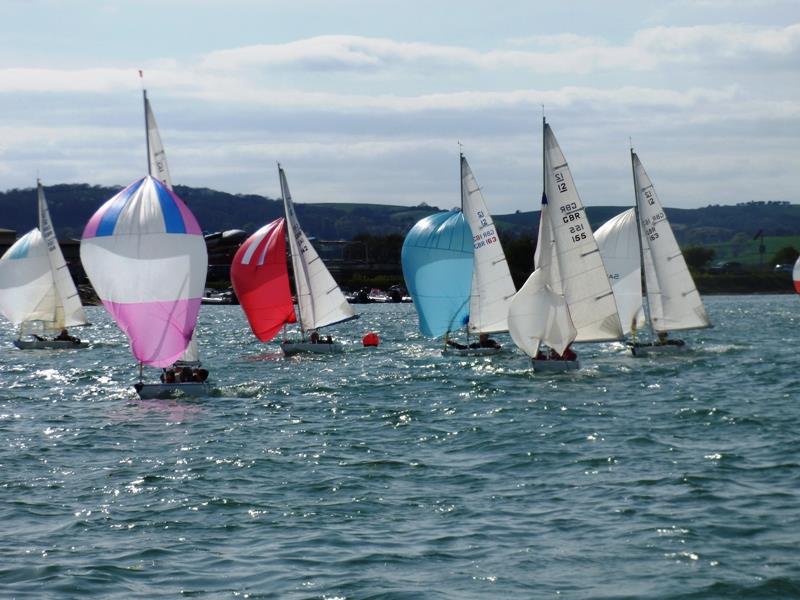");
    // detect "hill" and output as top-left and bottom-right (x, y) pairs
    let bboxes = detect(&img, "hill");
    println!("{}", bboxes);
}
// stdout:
(1, 183), (798, 246)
